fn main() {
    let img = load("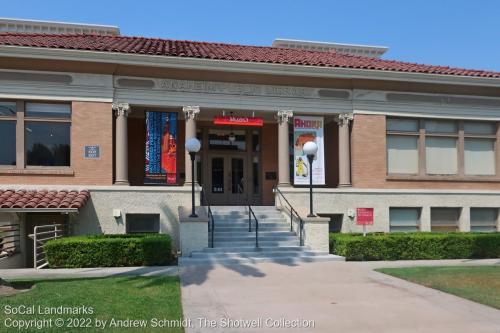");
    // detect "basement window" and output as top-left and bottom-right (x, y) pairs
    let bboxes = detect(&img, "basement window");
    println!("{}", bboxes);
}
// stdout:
(431, 208), (460, 232)
(126, 214), (160, 234)
(389, 208), (420, 232)
(470, 208), (498, 232)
